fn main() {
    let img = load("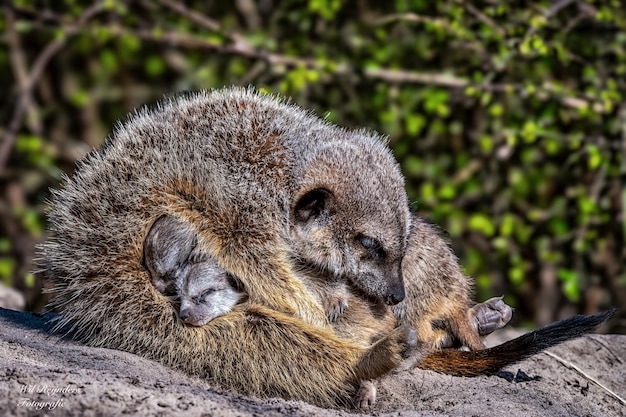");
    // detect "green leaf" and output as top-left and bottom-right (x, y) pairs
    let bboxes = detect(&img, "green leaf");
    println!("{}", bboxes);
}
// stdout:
(21, 209), (43, 236)
(420, 182), (436, 202)
(558, 269), (580, 302)
(145, 56), (165, 77)
(438, 184), (456, 200)
(308, 0), (341, 20)
(405, 114), (426, 136)
(468, 213), (495, 237)
(479, 135), (494, 153)
(24, 273), (36, 288)
(0, 239), (11, 252)
(492, 237), (508, 251)
(0, 258), (15, 279)
(70, 90), (90, 107)
(508, 266), (525, 286)
(403, 155), (422, 177)
(521, 121), (539, 143)
(548, 218), (569, 236)
(15, 135), (42, 153)
(100, 49), (118, 71)
(500, 214), (516, 237)
(587, 145), (603, 169)
(489, 103), (503, 117)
